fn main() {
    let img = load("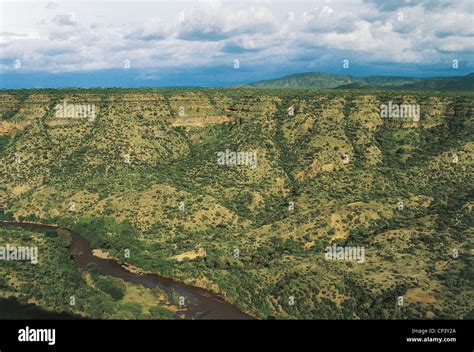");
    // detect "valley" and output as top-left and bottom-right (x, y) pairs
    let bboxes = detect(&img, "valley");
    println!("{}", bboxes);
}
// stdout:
(0, 88), (472, 319)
